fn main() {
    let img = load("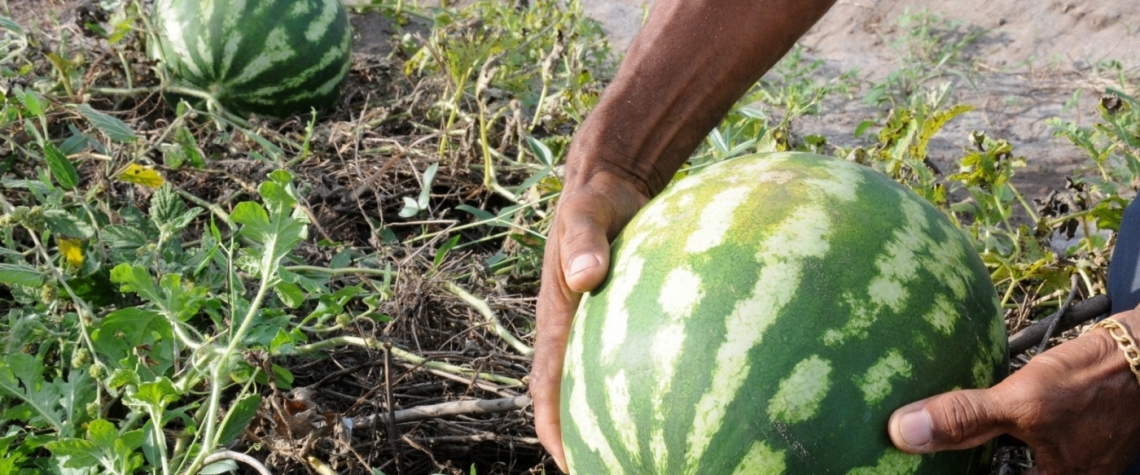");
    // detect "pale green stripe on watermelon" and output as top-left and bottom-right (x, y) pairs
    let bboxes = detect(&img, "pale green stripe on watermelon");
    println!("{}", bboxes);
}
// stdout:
(857, 349), (913, 406)
(222, 0), (245, 31)
(561, 153), (1006, 474)
(926, 221), (974, 300)
(732, 442), (787, 475)
(228, 27), (296, 86)
(767, 355), (833, 424)
(251, 0), (277, 17)
(686, 204), (836, 472)
(291, 1), (313, 16)
(651, 266), (703, 469)
(306, 0), (341, 42)
(565, 292), (626, 474)
(605, 370), (642, 467)
(600, 254), (643, 360)
(248, 30), (352, 100)
(219, 32), (241, 79)
(685, 186), (752, 254)
(867, 192), (931, 314)
(822, 187), (978, 347)
(199, 0), (216, 28)
(973, 356), (995, 388)
(924, 295), (958, 335)
(847, 450), (923, 475)
(156, 5), (204, 78)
